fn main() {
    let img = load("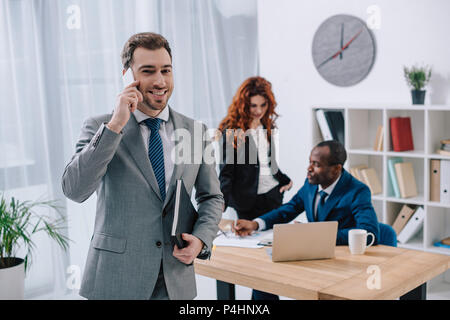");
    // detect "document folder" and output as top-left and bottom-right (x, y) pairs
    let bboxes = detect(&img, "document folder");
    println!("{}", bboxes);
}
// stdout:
(166, 179), (198, 248)
(397, 206), (425, 244)
(430, 159), (440, 202)
(392, 204), (416, 235)
(441, 160), (450, 203)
